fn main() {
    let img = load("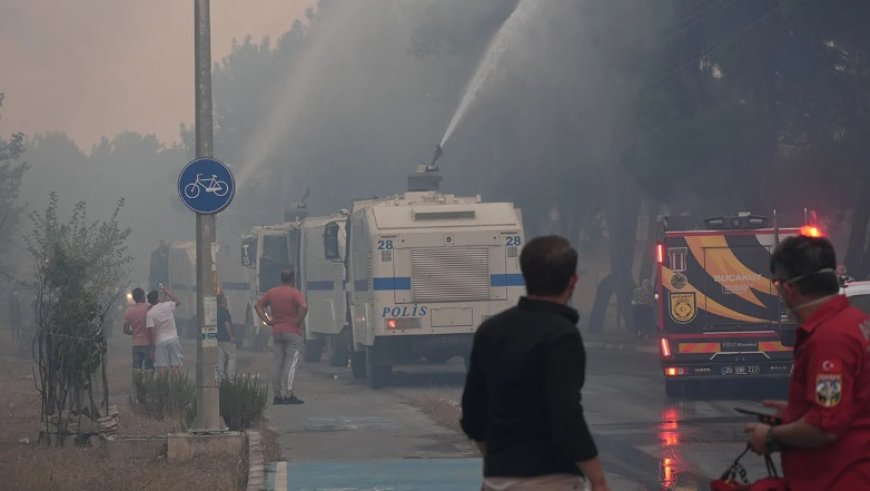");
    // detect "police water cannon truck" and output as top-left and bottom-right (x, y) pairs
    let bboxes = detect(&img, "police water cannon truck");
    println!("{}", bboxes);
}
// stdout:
(297, 211), (350, 366)
(235, 188), (354, 358)
(323, 152), (526, 388)
(148, 241), (197, 337)
(239, 202), (309, 351)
